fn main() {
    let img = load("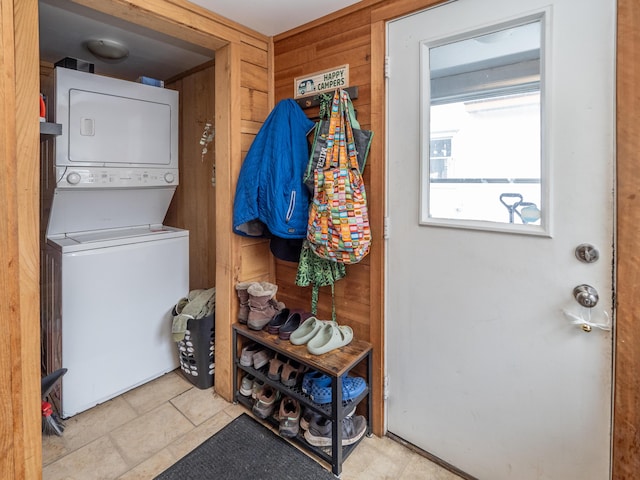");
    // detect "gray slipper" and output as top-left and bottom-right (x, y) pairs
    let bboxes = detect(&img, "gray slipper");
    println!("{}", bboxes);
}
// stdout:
(307, 322), (353, 355)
